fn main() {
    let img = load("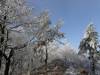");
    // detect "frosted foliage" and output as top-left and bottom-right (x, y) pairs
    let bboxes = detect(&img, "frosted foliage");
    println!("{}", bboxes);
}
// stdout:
(0, 0), (35, 75)
(25, 10), (63, 42)
(0, 0), (65, 75)
(5, 0), (32, 28)
(19, 11), (51, 41)
(84, 24), (94, 38)
(84, 24), (98, 48)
